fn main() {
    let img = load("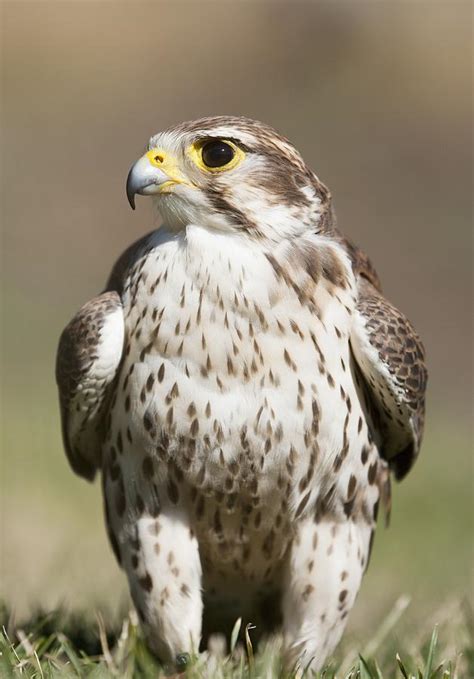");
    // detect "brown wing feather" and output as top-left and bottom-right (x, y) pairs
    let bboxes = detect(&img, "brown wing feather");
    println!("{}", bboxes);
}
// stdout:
(354, 277), (427, 479)
(56, 291), (124, 481)
(56, 231), (155, 480)
(334, 232), (382, 291)
(335, 234), (427, 480)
